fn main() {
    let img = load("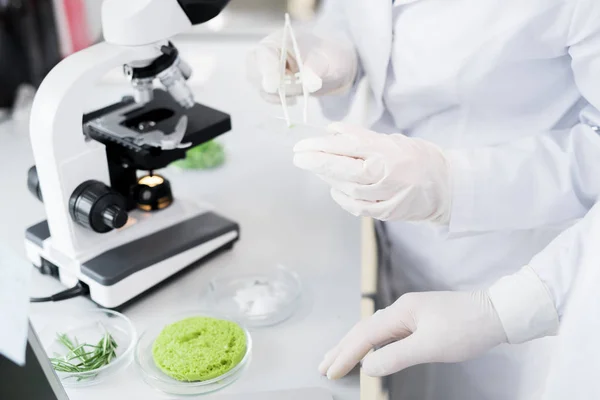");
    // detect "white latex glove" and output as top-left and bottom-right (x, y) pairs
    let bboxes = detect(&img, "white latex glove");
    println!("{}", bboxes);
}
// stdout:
(246, 29), (358, 103)
(319, 291), (508, 379)
(293, 122), (452, 223)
